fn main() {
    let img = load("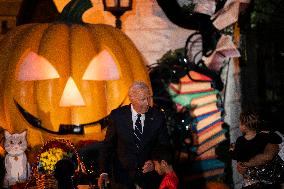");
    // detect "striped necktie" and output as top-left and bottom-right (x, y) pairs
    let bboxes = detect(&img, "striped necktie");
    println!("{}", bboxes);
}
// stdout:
(134, 114), (142, 150)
